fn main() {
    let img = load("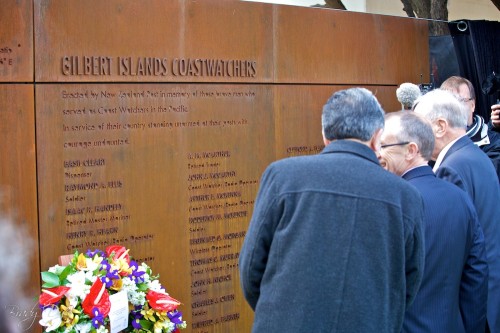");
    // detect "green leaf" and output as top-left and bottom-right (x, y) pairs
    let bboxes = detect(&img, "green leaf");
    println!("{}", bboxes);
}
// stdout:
(41, 271), (61, 287)
(139, 319), (153, 329)
(58, 264), (72, 281)
(137, 283), (149, 292)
